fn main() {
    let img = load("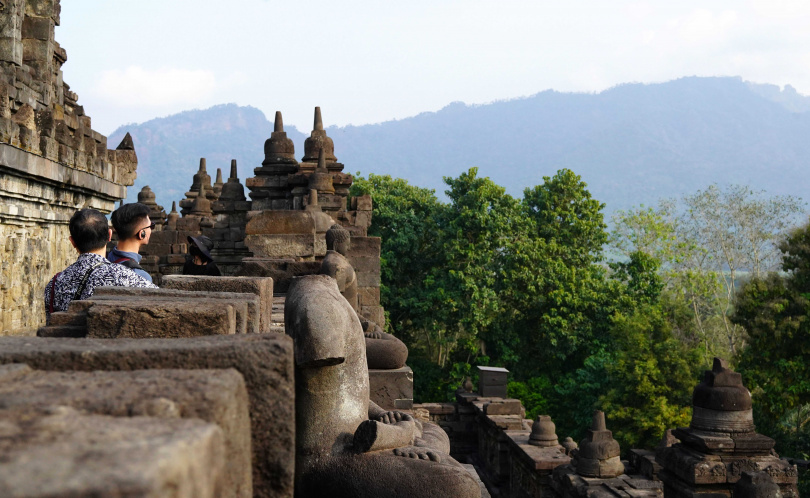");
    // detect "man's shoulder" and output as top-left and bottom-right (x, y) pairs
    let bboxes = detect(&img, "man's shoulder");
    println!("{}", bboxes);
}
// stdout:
(97, 259), (155, 286)
(108, 247), (144, 262)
